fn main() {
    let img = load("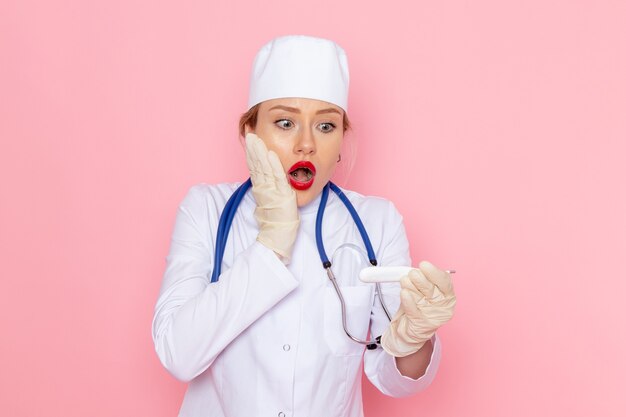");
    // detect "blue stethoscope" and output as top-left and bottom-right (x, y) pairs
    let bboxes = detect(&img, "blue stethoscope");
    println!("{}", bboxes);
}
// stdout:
(210, 179), (393, 350)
